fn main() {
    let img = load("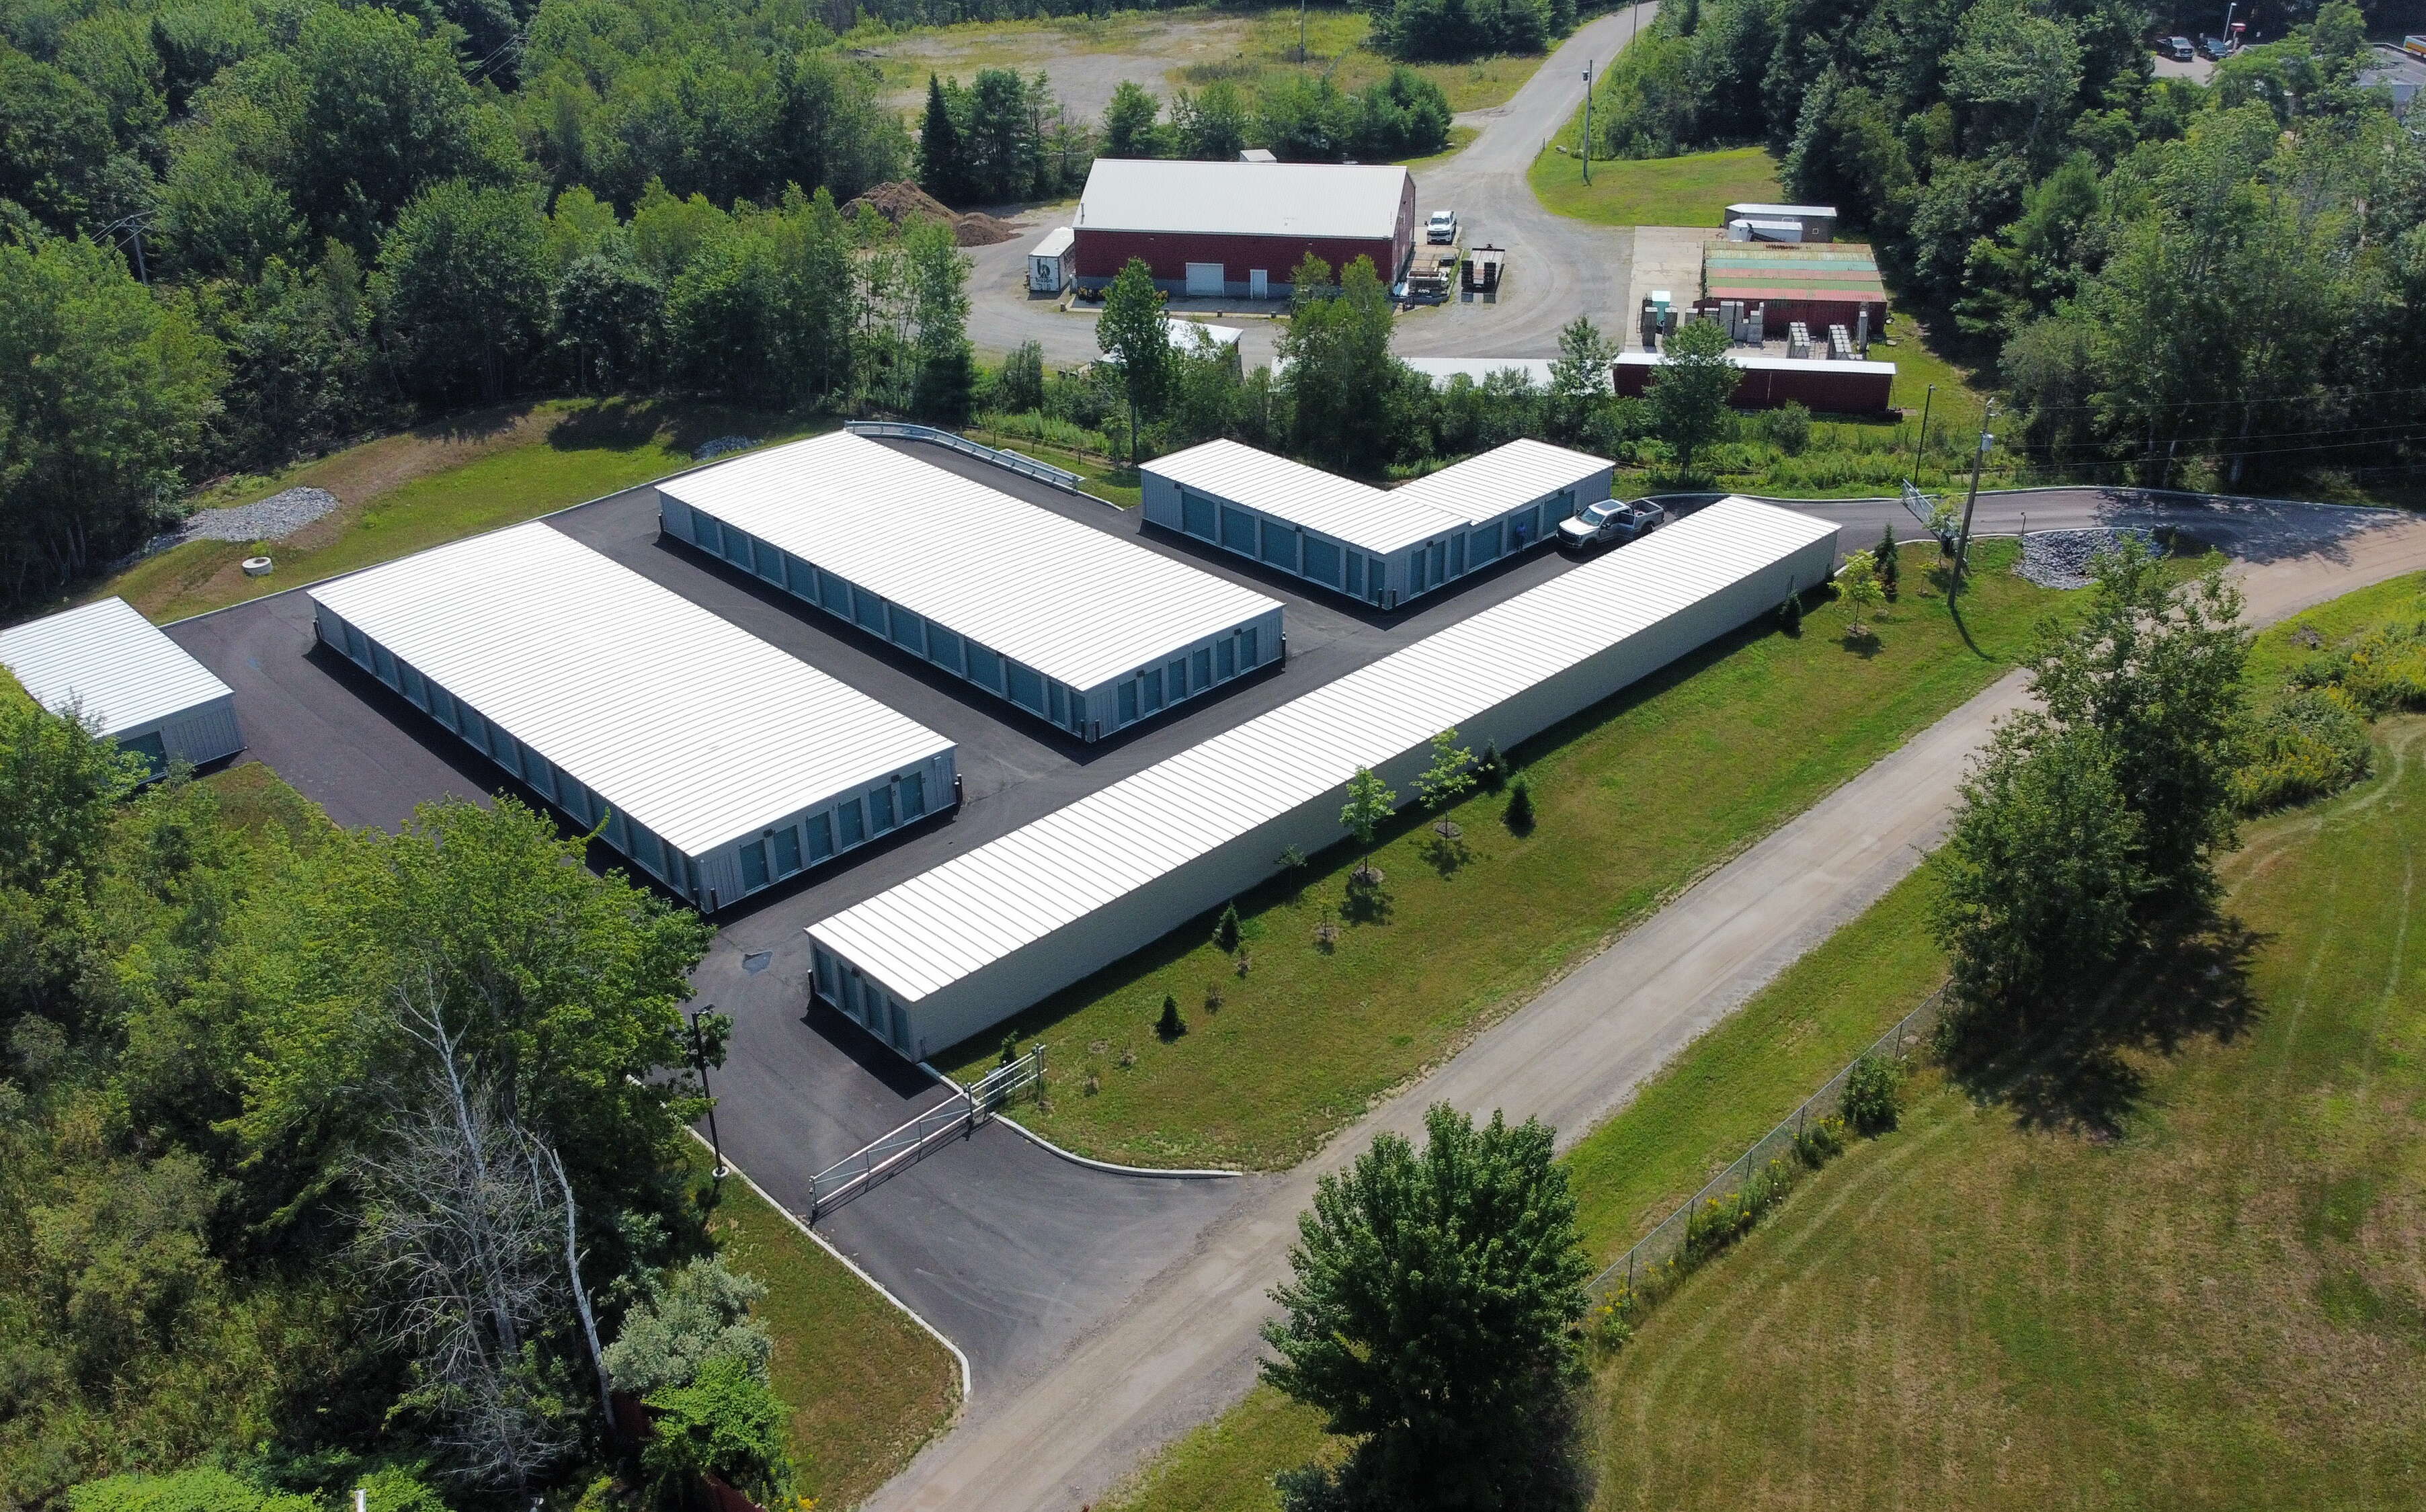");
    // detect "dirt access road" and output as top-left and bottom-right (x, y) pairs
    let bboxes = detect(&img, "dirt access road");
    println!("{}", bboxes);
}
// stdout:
(958, 5), (1655, 367)
(860, 500), (2426, 1512)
